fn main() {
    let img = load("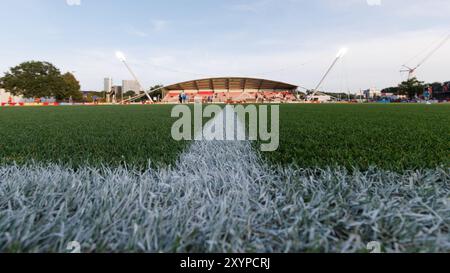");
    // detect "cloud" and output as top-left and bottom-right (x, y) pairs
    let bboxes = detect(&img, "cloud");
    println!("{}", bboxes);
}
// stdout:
(149, 56), (177, 66)
(366, 0), (381, 6)
(128, 27), (148, 38)
(395, 0), (450, 17)
(151, 20), (169, 32)
(126, 20), (170, 38)
(228, 0), (273, 13)
(66, 0), (81, 6)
